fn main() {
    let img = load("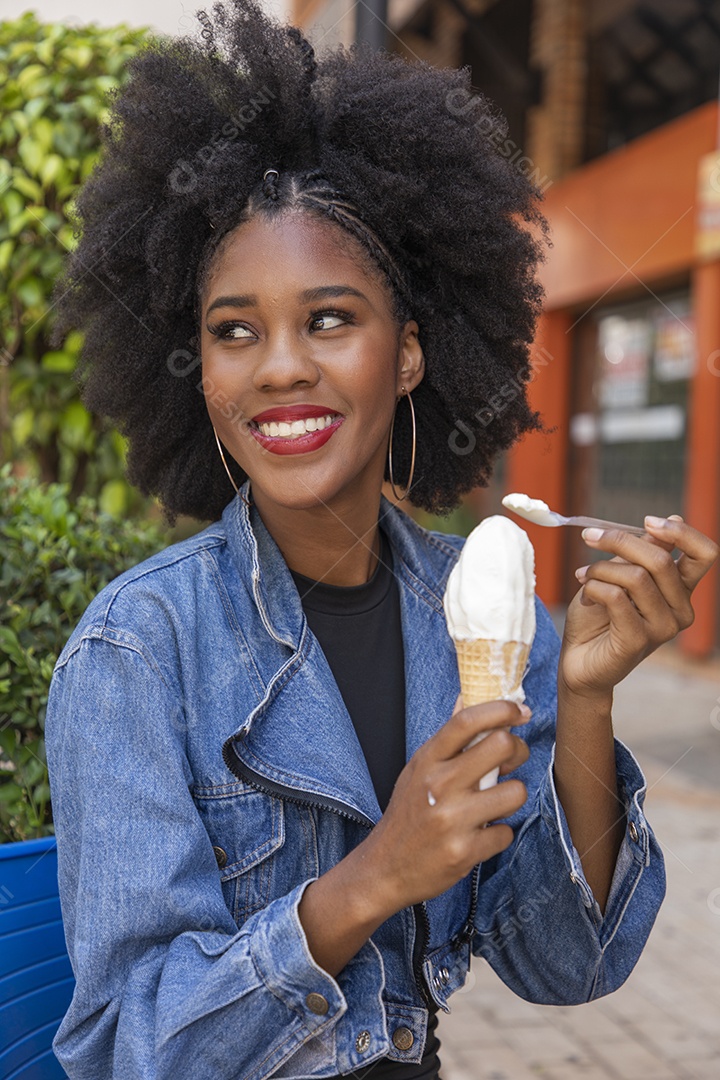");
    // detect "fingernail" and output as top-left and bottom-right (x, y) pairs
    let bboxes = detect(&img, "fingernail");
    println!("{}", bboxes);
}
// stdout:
(668, 514), (684, 522)
(575, 565), (589, 580)
(518, 704), (531, 719)
(582, 528), (603, 542)
(644, 515), (667, 529)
